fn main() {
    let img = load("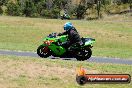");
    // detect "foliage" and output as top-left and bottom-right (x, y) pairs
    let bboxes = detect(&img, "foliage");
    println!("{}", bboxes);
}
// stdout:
(6, 1), (22, 16)
(74, 4), (87, 19)
(23, 0), (37, 17)
(105, 4), (129, 14)
(0, 6), (2, 14)
(128, 0), (132, 9)
(0, 0), (131, 19)
(0, 0), (9, 6)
